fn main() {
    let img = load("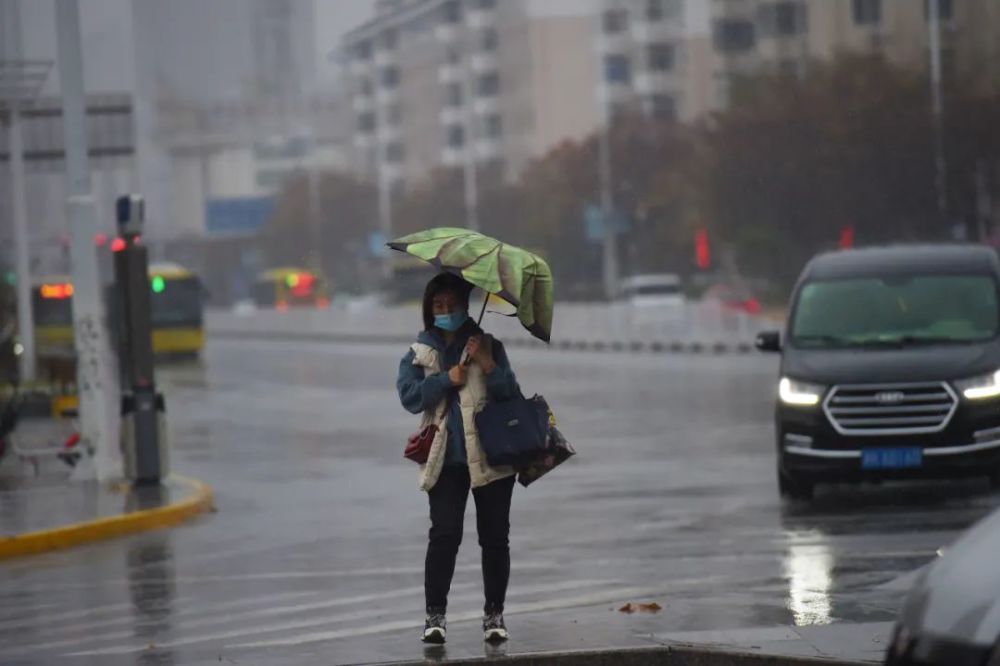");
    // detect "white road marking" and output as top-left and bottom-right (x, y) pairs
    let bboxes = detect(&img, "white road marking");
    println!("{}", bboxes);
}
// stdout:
(63, 579), (620, 656)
